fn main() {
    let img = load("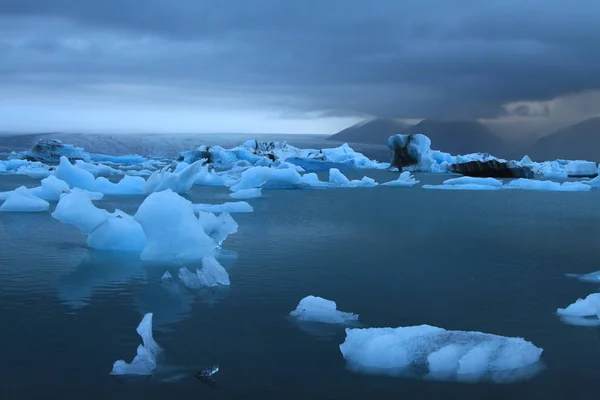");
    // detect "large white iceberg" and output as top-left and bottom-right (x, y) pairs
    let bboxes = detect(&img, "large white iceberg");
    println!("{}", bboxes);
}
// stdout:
(134, 189), (216, 261)
(52, 190), (110, 234)
(29, 175), (70, 201)
(290, 296), (359, 324)
(87, 210), (147, 252)
(504, 179), (591, 192)
(111, 313), (162, 375)
(381, 172), (420, 188)
(0, 186), (50, 212)
(340, 325), (543, 383)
